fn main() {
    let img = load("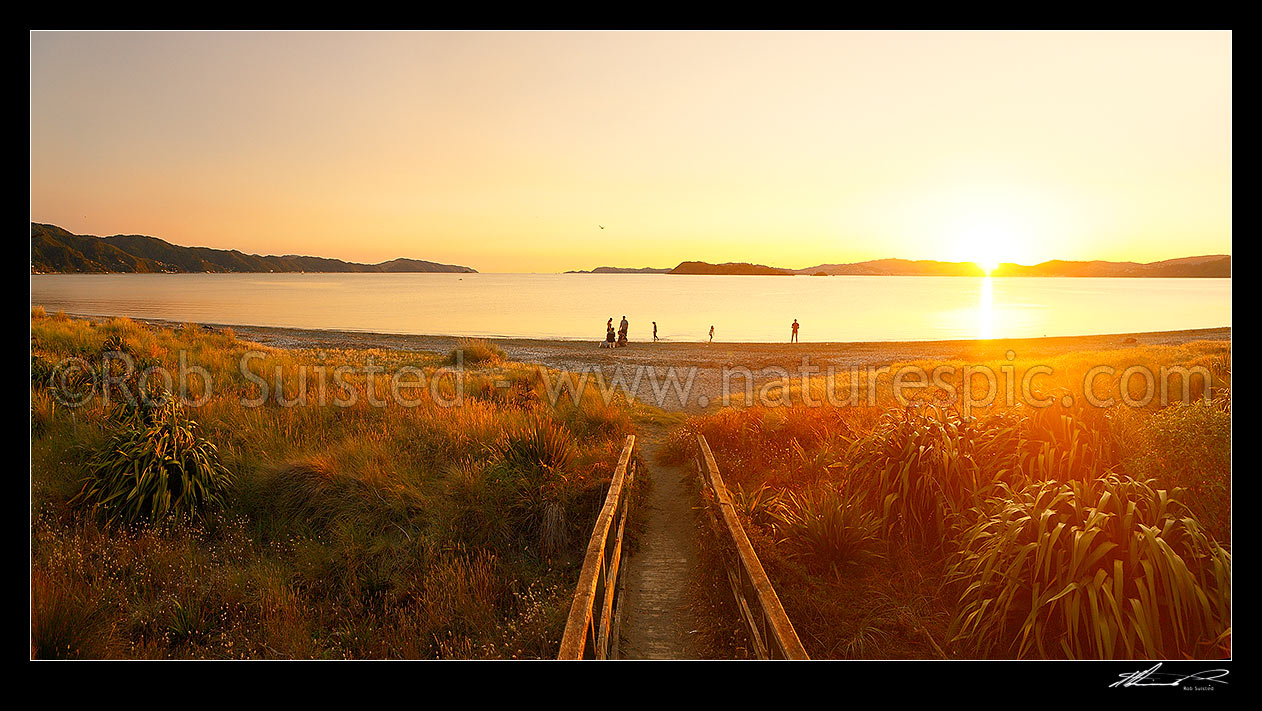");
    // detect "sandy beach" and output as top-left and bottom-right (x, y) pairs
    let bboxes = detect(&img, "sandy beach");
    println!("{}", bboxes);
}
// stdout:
(105, 315), (1230, 412)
